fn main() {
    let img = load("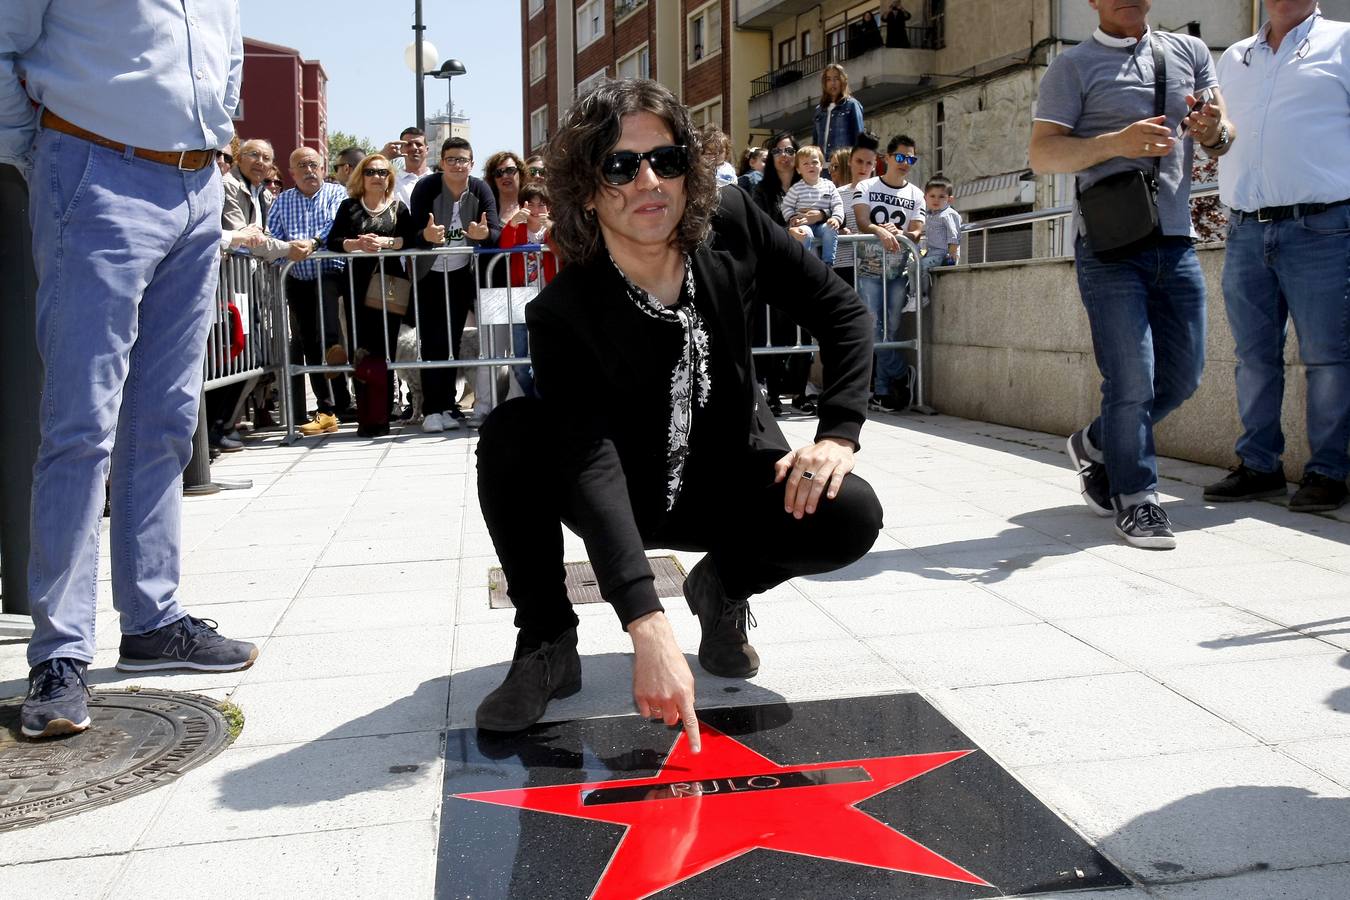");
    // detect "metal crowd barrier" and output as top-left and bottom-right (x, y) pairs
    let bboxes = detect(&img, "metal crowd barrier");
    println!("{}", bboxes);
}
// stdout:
(273, 234), (929, 442)
(204, 250), (285, 389)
